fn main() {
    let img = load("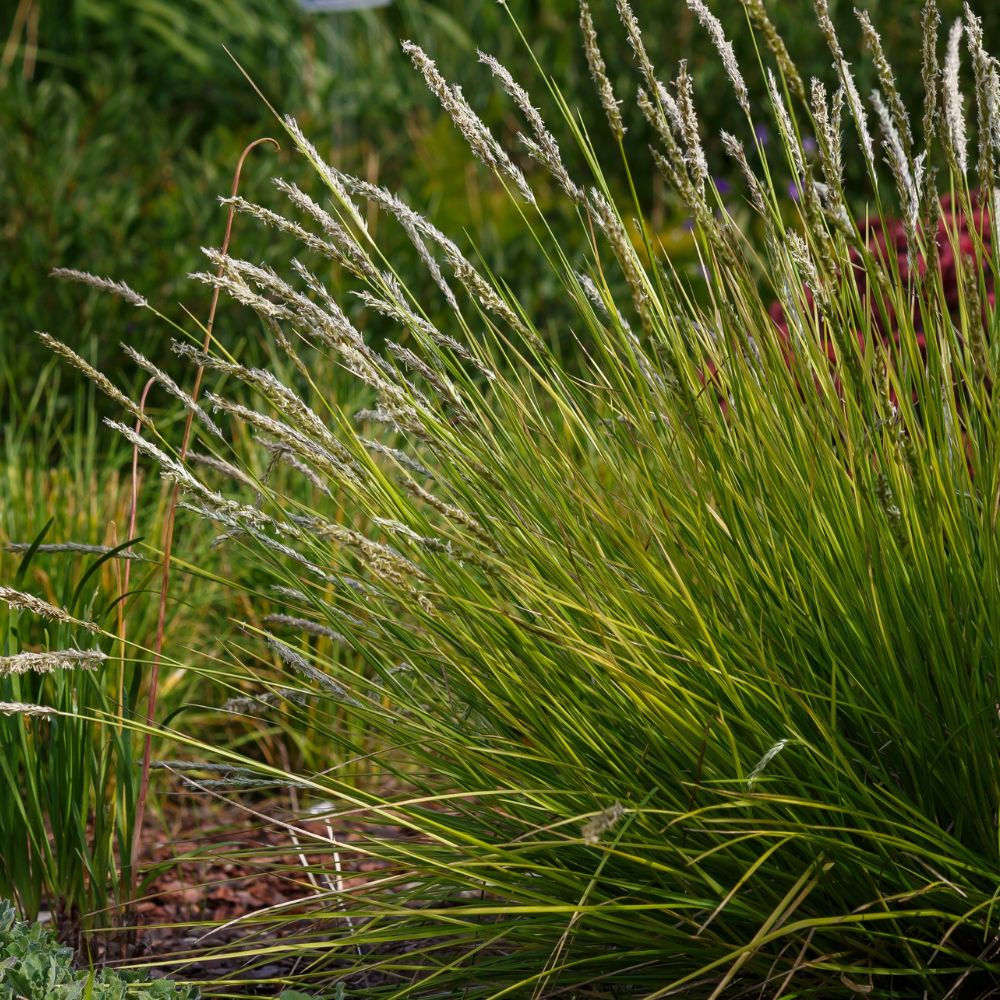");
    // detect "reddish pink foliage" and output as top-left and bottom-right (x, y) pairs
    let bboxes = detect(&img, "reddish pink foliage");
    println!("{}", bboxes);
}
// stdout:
(703, 194), (995, 409)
